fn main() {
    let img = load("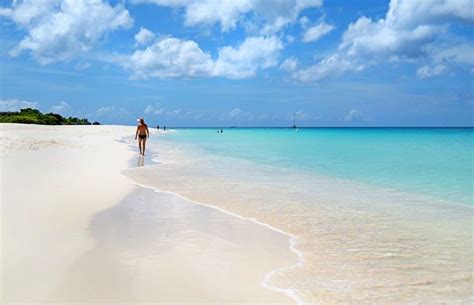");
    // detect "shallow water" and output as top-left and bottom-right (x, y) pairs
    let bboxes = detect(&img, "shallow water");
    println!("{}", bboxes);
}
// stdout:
(162, 128), (473, 205)
(123, 128), (473, 304)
